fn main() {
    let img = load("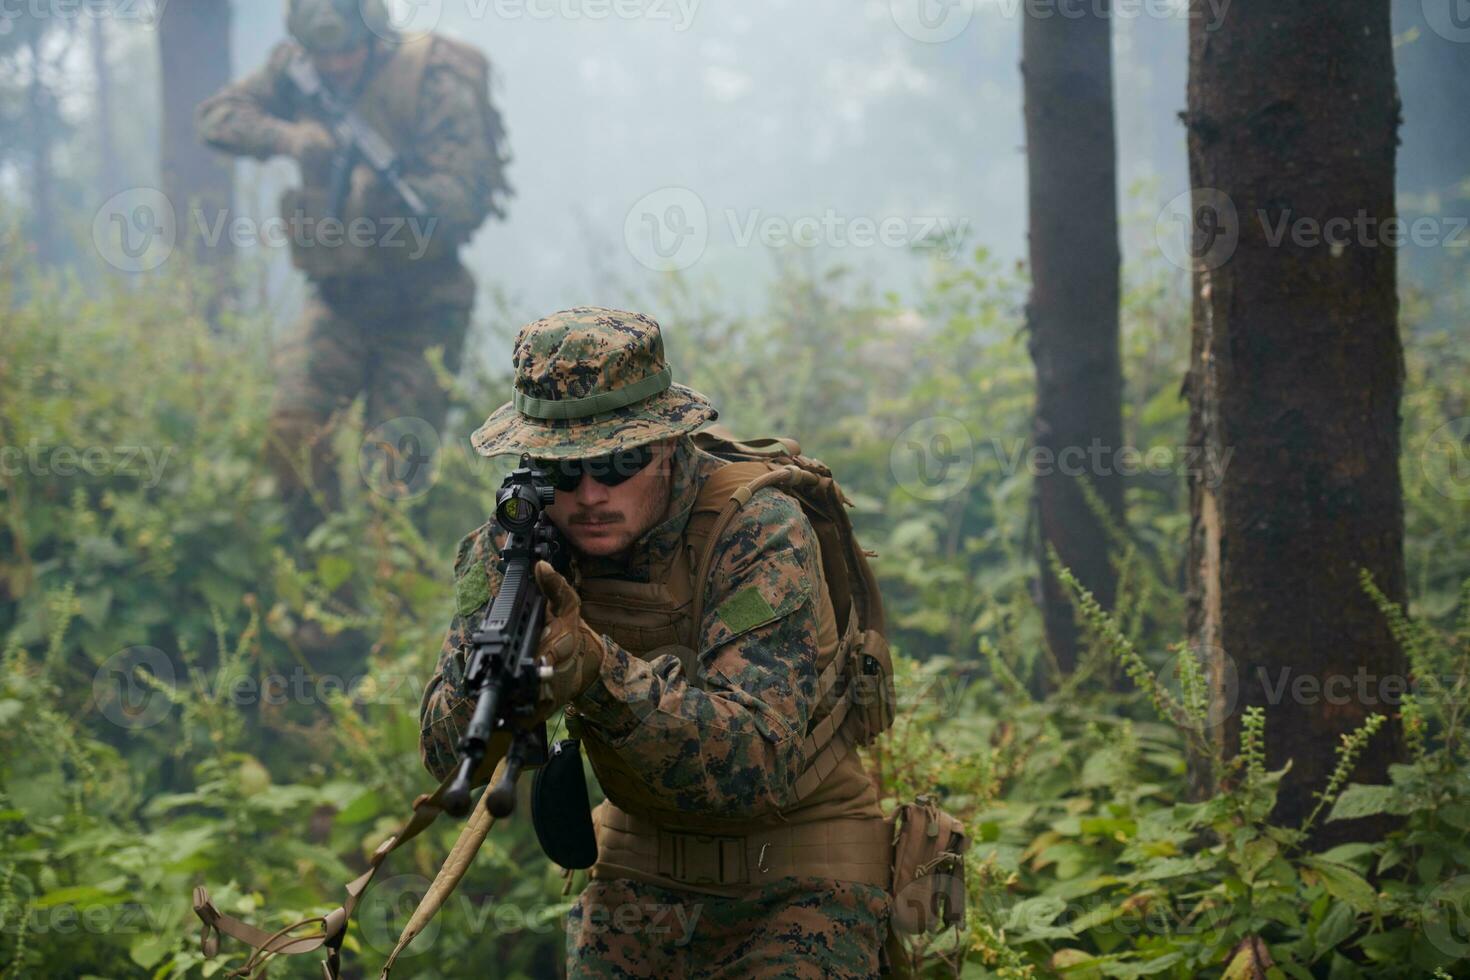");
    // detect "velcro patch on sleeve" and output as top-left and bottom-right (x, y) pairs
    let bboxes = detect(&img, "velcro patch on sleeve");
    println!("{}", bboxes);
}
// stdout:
(715, 586), (779, 636)
(456, 562), (491, 619)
